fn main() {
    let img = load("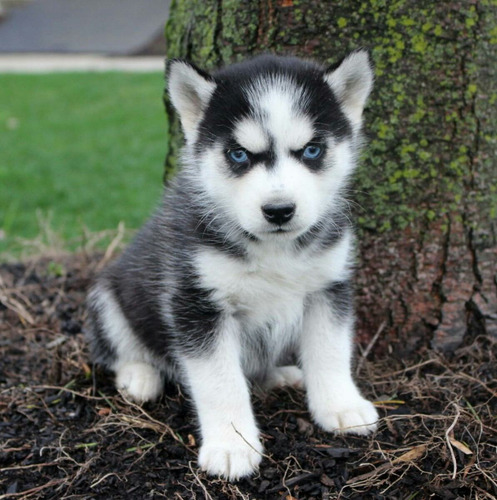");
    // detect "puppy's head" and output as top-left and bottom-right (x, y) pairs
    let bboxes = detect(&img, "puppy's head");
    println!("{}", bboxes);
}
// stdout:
(167, 52), (373, 242)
